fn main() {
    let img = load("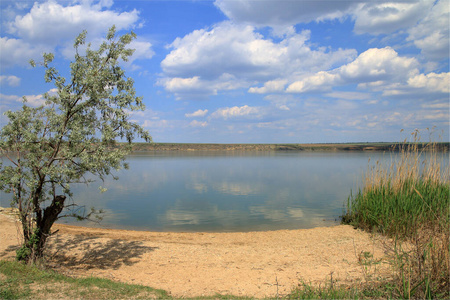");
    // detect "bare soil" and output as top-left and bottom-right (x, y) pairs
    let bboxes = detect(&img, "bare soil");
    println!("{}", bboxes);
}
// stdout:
(0, 211), (389, 298)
